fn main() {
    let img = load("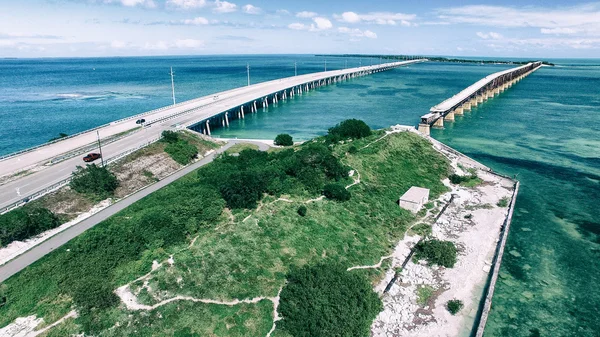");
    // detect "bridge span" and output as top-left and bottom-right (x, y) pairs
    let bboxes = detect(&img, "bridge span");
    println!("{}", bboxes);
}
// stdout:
(0, 59), (425, 213)
(418, 62), (542, 135)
